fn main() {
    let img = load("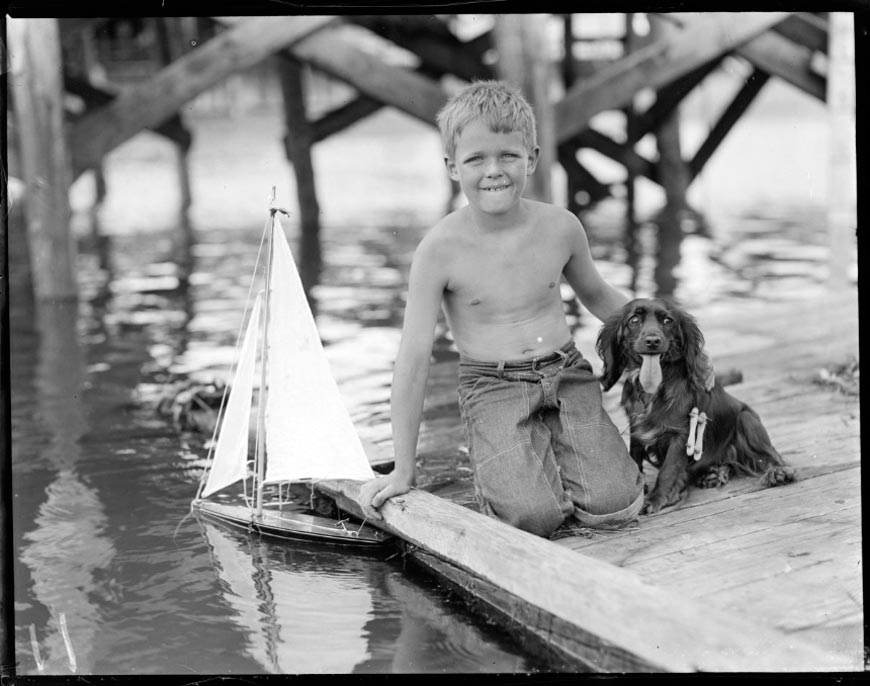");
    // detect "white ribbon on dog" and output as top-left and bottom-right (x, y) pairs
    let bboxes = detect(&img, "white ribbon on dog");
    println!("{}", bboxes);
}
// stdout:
(686, 407), (708, 461)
